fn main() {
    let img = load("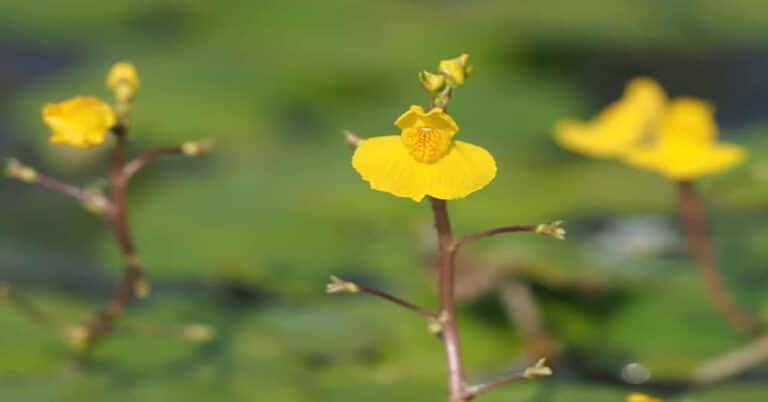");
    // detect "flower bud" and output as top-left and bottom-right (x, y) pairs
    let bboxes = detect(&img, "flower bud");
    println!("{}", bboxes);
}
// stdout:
(438, 53), (471, 87)
(418, 70), (446, 92)
(107, 61), (140, 99)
